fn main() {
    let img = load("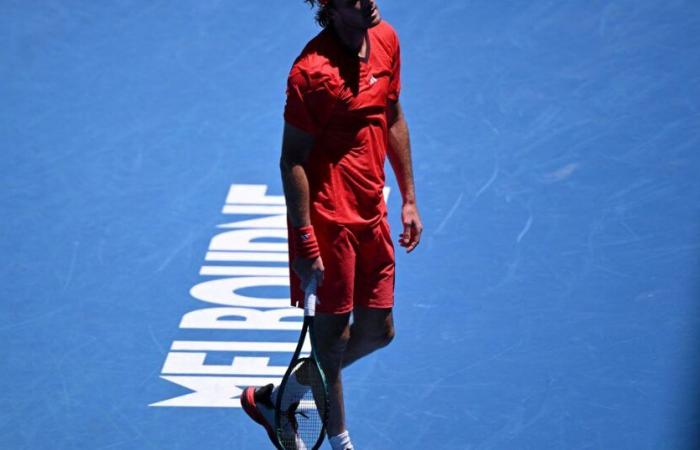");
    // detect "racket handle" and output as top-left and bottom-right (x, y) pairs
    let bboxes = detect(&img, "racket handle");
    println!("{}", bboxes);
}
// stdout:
(304, 277), (318, 317)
